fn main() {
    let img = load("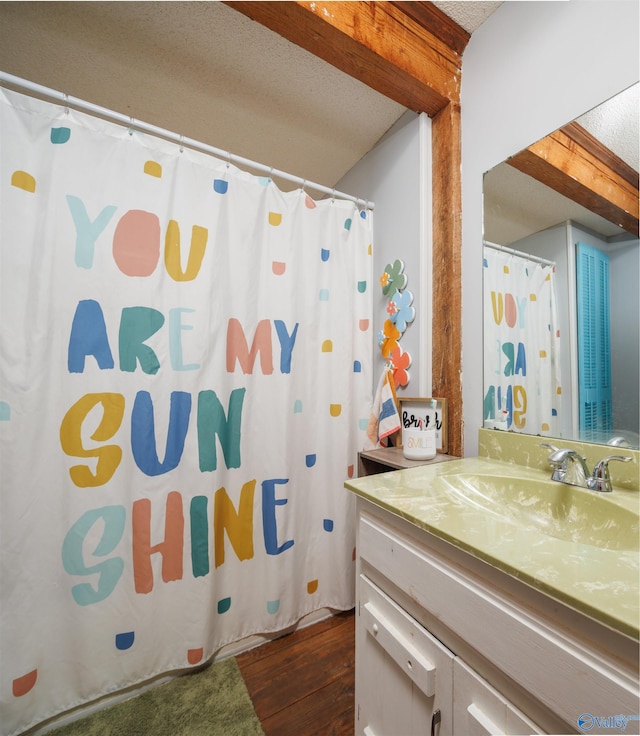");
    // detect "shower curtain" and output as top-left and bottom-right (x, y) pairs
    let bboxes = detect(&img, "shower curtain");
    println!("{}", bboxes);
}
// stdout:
(0, 88), (372, 736)
(483, 247), (561, 436)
